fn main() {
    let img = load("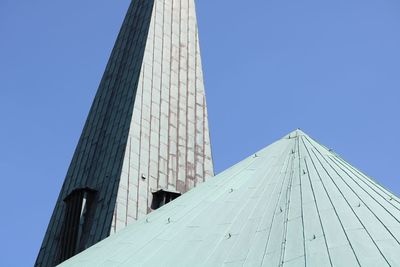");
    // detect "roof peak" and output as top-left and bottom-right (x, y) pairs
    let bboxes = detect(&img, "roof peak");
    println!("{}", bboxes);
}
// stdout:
(283, 128), (307, 139)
